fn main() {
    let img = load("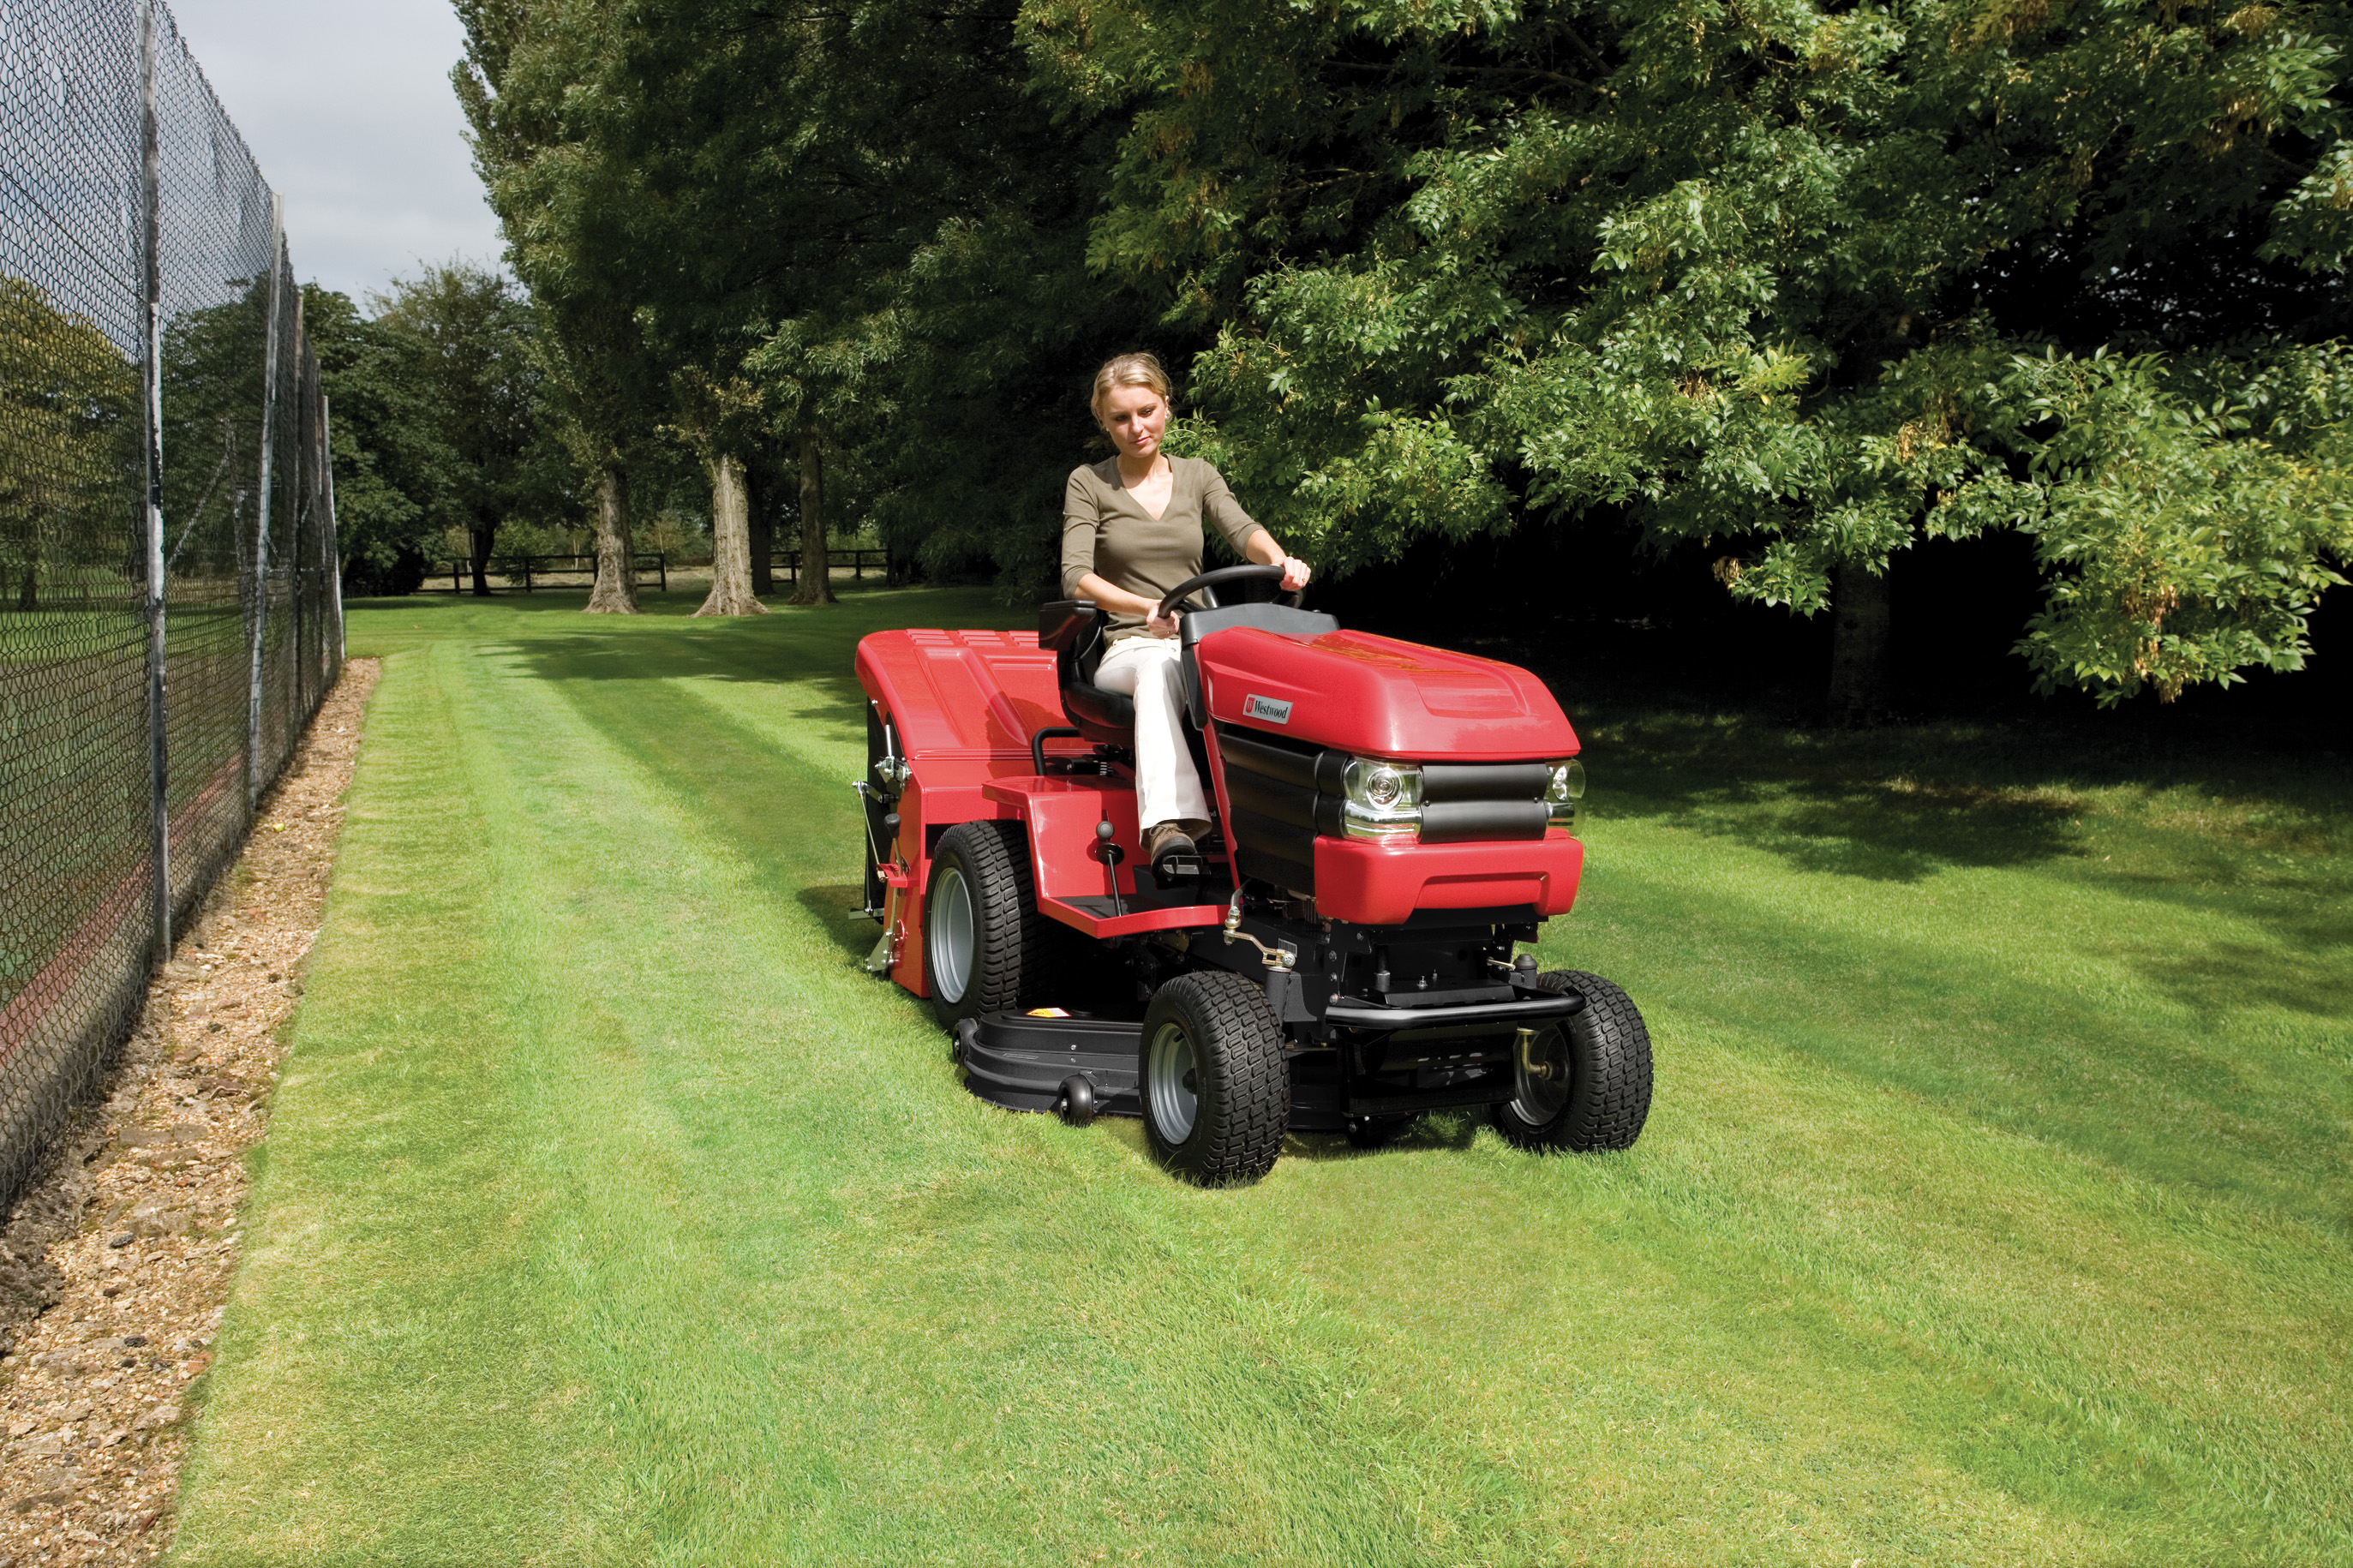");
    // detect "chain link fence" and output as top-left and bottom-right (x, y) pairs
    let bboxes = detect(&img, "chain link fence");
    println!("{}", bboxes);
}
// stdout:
(1, 0), (341, 1206)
